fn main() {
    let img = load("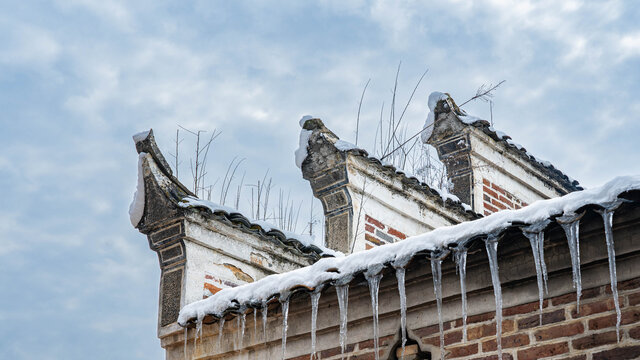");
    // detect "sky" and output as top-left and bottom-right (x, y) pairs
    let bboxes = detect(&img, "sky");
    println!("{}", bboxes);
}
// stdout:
(1, 1), (640, 358)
